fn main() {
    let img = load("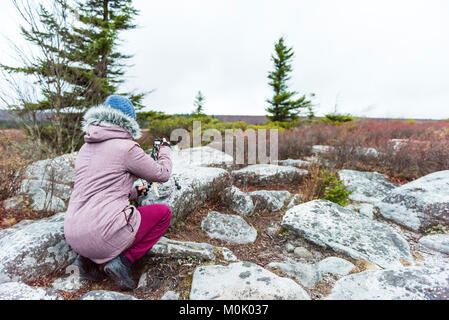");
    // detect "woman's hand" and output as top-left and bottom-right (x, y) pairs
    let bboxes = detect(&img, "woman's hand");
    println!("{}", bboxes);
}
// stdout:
(161, 137), (171, 148)
(136, 185), (148, 196)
